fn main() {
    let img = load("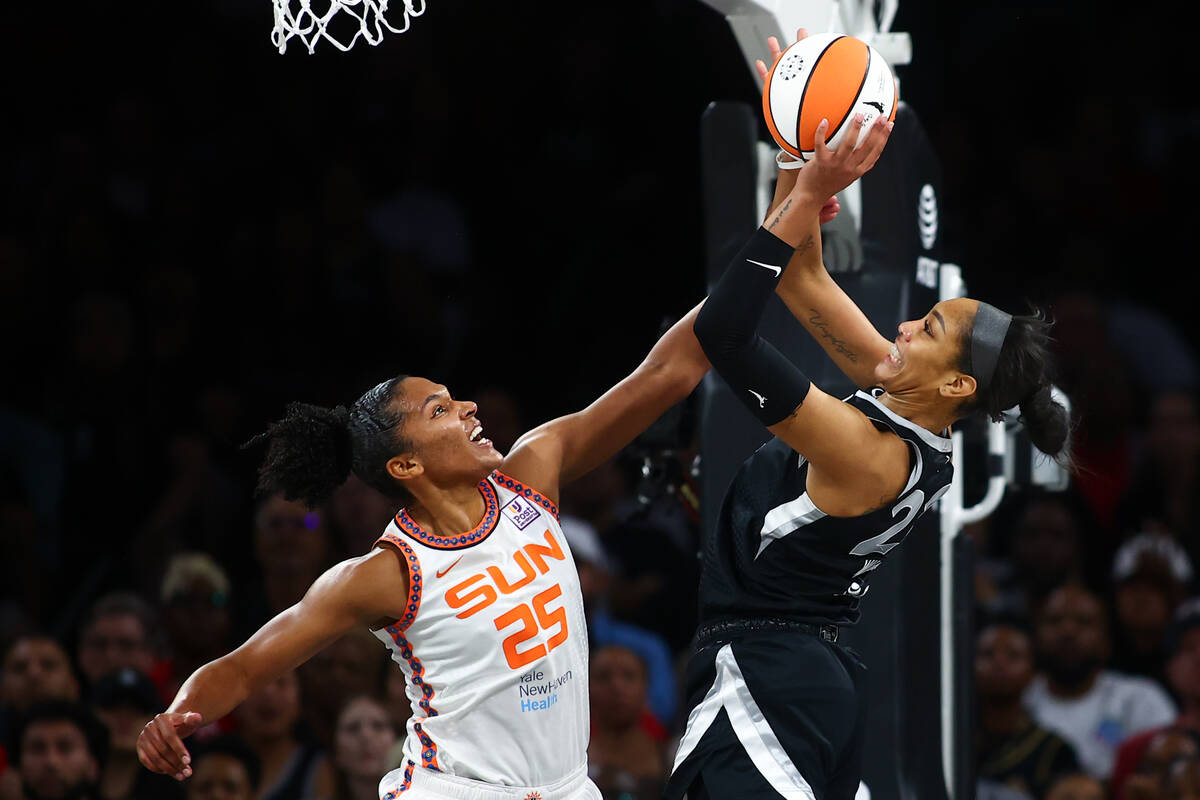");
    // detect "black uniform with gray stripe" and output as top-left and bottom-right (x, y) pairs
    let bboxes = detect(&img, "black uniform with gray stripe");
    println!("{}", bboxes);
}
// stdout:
(665, 388), (953, 800)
